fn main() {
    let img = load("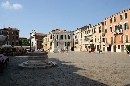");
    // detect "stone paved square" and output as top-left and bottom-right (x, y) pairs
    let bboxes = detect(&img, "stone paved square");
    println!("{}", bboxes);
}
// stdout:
(0, 52), (130, 86)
